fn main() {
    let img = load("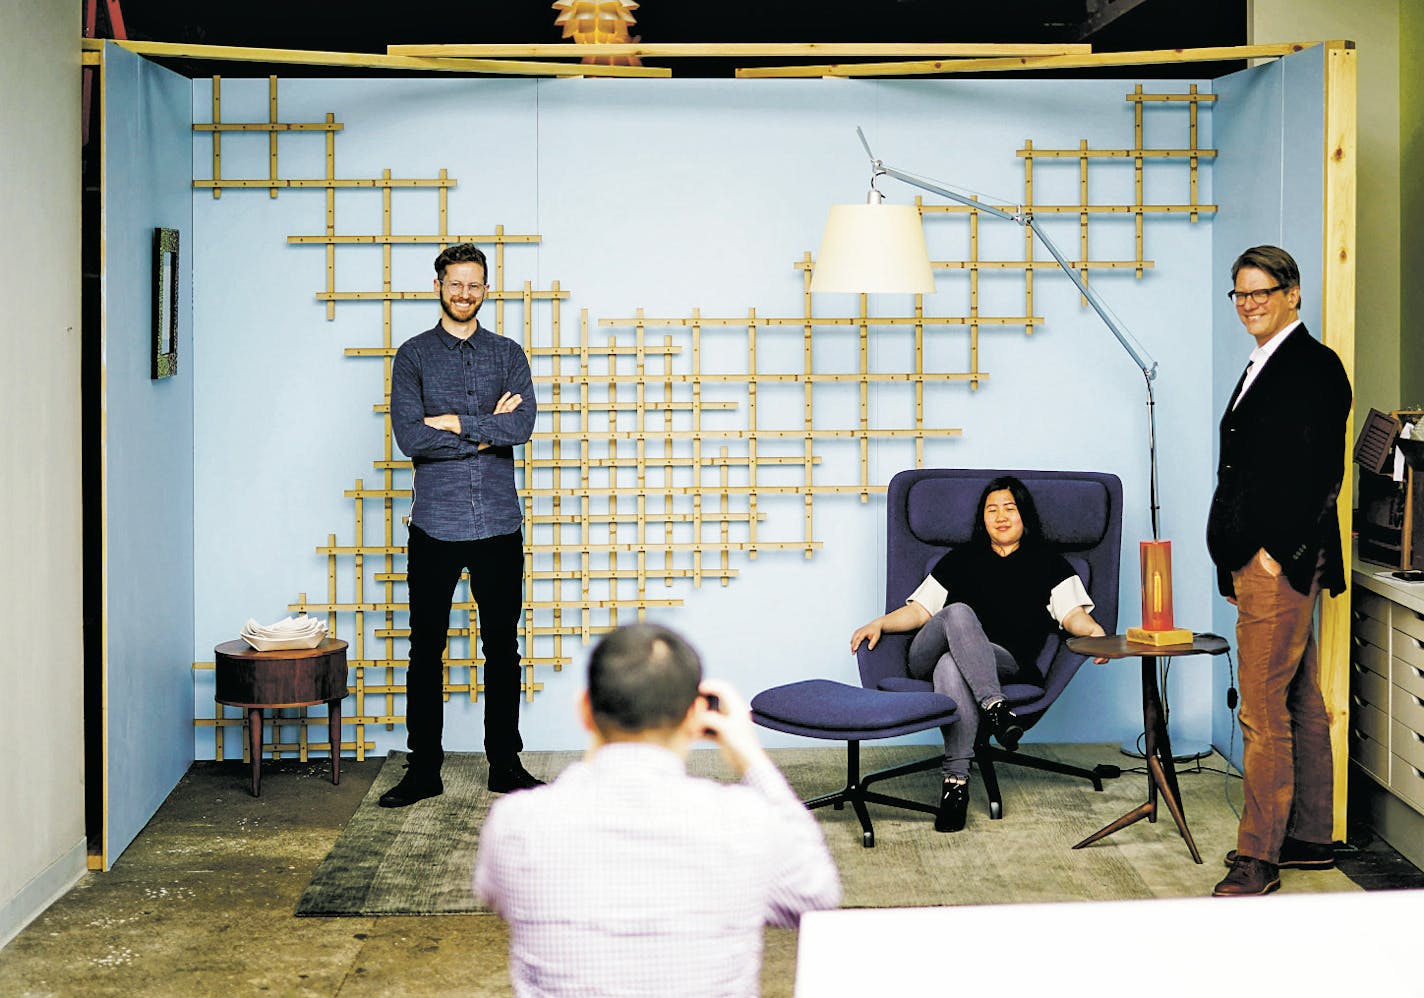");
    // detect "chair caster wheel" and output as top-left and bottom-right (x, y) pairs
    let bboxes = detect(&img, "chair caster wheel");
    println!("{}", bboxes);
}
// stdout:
(863, 831), (875, 848)
(989, 801), (1003, 820)
(833, 801), (845, 810)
